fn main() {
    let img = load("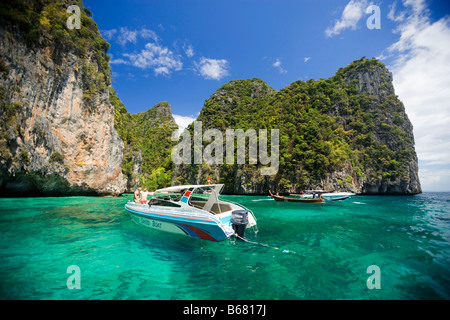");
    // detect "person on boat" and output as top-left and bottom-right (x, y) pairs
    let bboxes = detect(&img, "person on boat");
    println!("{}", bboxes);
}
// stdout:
(140, 188), (149, 205)
(268, 190), (281, 199)
(134, 187), (142, 204)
